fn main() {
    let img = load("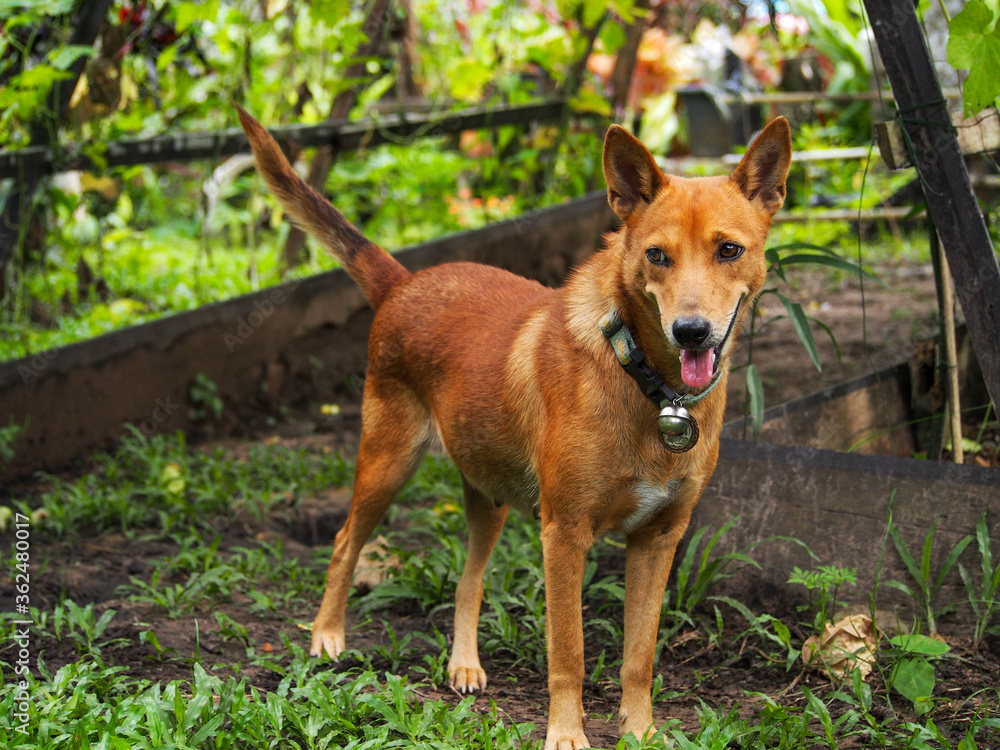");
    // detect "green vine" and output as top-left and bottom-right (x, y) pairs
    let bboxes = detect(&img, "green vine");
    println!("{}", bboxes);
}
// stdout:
(946, 0), (1000, 116)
